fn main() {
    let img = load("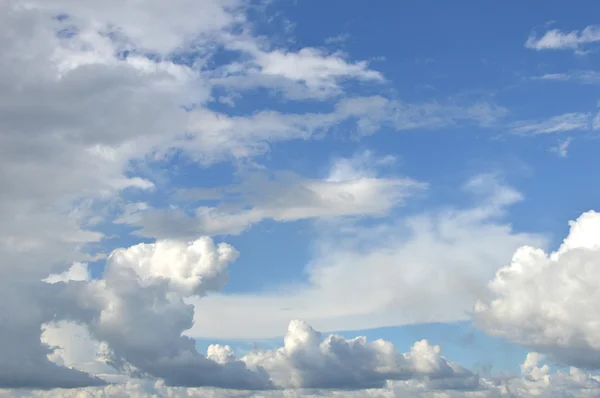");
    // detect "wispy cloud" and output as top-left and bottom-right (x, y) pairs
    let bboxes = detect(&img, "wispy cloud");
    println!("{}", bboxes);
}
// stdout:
(532, 70), (600, 84)
(550, 137), (573, 158)
(526, 25), (600, 52)
(512, 112), (592, 135)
